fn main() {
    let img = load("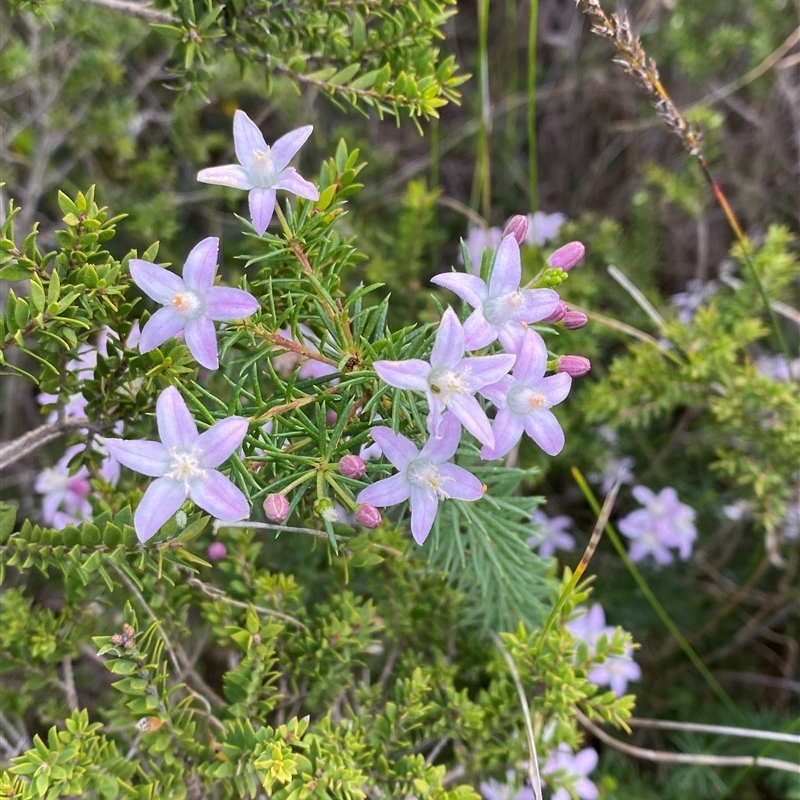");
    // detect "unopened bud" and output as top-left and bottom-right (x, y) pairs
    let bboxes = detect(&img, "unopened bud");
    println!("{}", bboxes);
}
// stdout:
(207, 542), (227, 562)
(339, 454), (366, 479)
(548, 241), (585, 271)
(562, 310), (588, 330)
(502, 215), (529, 245)
(540, 299), (567, 325)
(355, 504), (382, 529)
(263, 493), (290, 523)
(557, 355), (591, 377)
